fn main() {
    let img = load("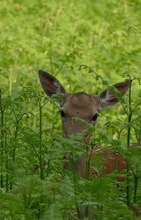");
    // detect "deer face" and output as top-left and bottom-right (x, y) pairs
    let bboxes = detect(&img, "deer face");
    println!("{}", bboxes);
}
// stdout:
(38, 69), (130, 138)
